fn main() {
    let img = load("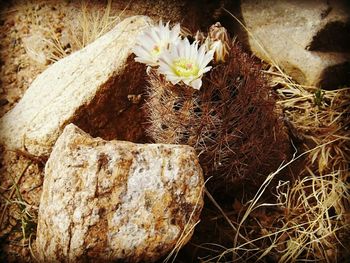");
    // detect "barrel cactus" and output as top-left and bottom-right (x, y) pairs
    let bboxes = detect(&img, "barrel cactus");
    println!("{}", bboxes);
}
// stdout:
(133, 21), (291, 193)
